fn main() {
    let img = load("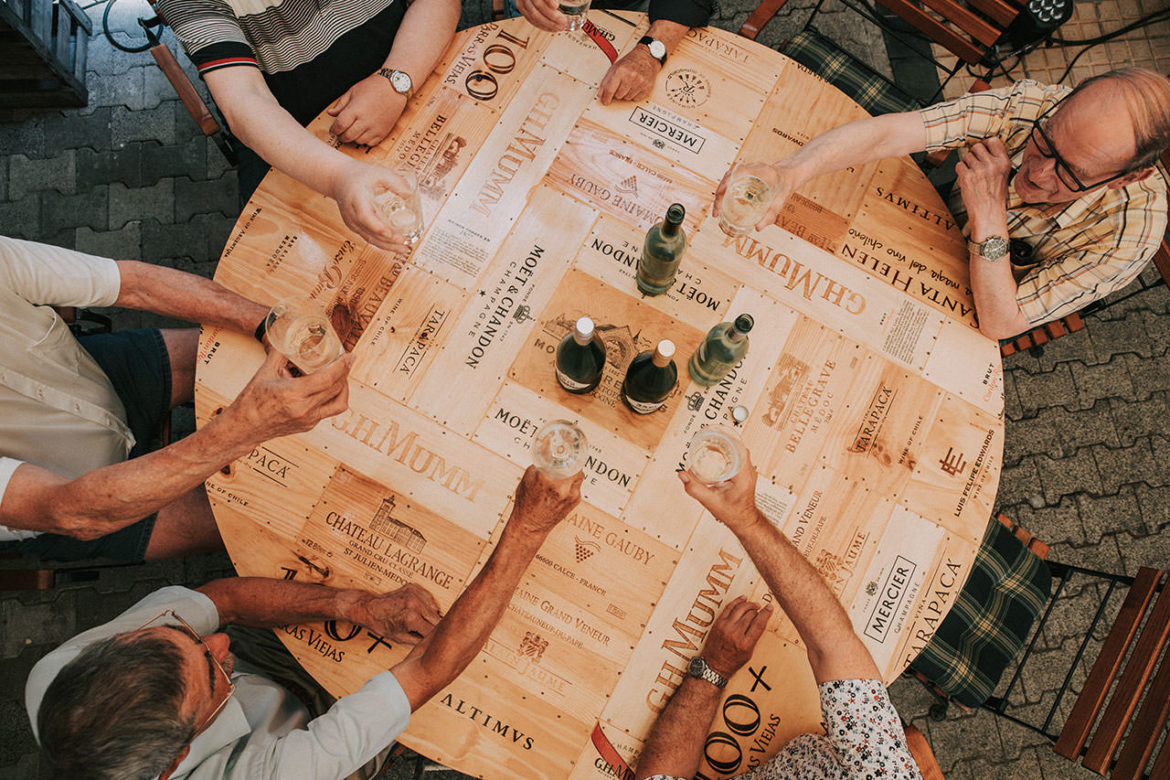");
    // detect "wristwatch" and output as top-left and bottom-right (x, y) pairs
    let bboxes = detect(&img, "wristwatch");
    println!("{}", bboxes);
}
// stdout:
(638, 36), (667, 66)
(378, 68), (414, 100)
(969, 235), (1009, 262)
(688, 656), (728, 689)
